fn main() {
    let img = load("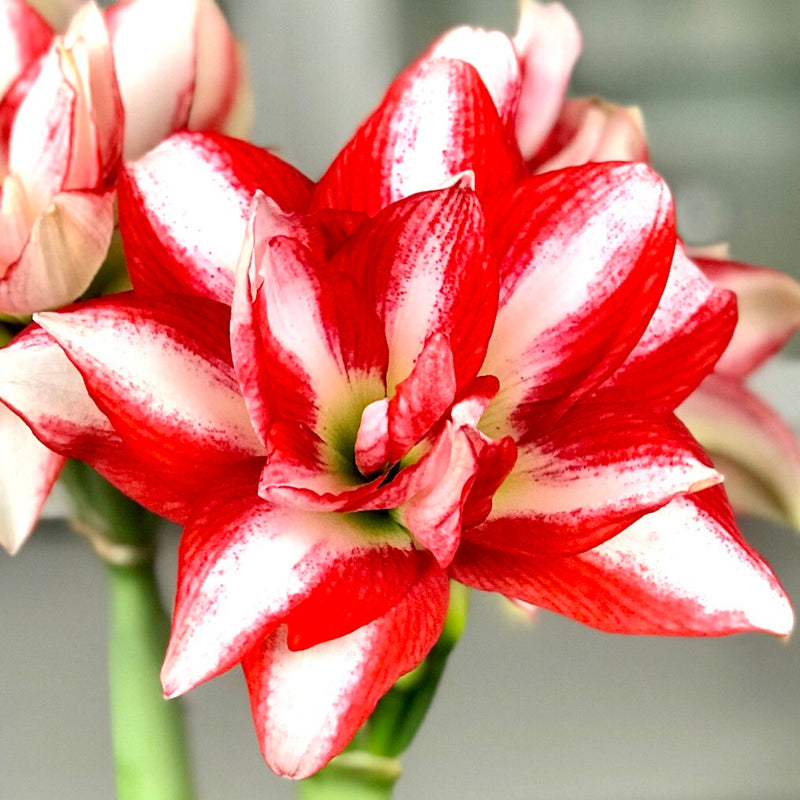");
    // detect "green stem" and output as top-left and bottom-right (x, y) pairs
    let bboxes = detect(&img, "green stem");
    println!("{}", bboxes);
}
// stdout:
(298, 753), (400, 800)
(107, 557), (195, 800)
